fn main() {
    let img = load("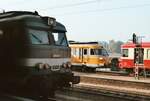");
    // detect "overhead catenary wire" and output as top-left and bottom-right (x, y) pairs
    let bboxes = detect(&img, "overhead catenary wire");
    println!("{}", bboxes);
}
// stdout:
(48, 3), (150, 16)
(1, 0), (150, 16)
(39, 0), (100, 11)
(0, 0), (101, 14)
